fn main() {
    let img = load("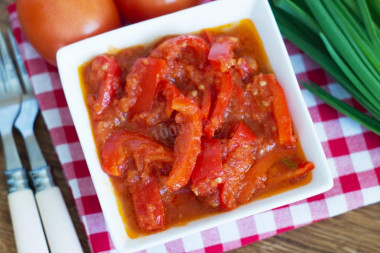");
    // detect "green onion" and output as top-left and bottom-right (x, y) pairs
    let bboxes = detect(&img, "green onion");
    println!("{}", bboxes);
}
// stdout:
(302, 81), (380, 136)
(341, 0), (361, 19)
(367, 0), (380, 27)
(357, 0), (380, 49)
(269, 0), (380, 136)
(273, 0), (320, 34)
(319, 32), (380, 119)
